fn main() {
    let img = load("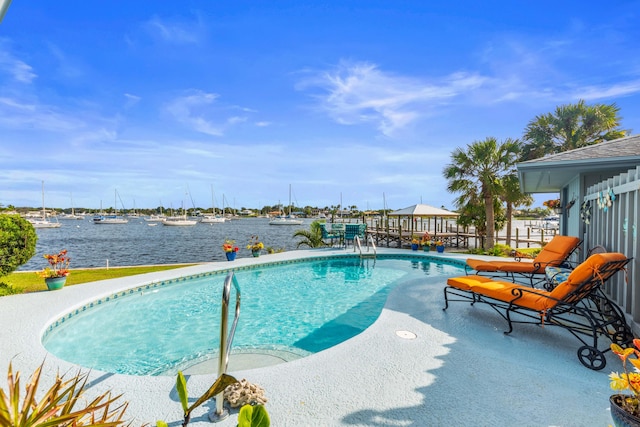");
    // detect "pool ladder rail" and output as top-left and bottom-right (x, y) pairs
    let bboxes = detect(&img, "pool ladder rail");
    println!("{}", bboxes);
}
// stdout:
(210, 271), (241, 423)
(354, 234), (376, 259)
